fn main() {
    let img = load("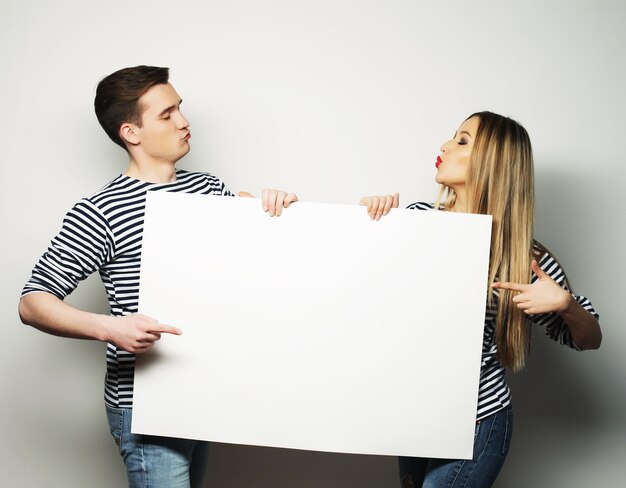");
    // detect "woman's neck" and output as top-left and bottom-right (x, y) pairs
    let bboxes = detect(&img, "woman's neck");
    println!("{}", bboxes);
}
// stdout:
(449, 187), (468, 213)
